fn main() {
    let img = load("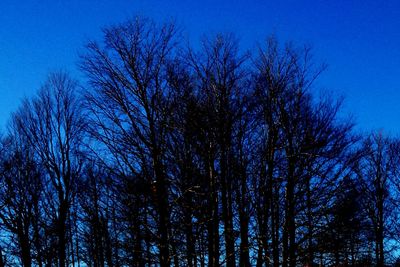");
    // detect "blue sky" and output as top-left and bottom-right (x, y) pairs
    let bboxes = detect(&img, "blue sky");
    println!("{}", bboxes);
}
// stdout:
(1, 0), (400, 133)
